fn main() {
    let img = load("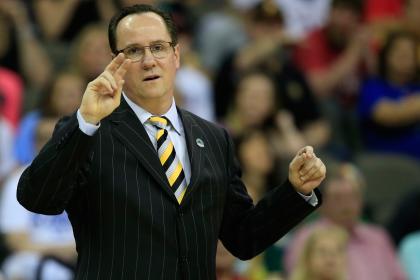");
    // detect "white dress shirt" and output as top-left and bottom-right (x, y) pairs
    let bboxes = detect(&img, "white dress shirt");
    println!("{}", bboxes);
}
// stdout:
(77, 93), (191, 185)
